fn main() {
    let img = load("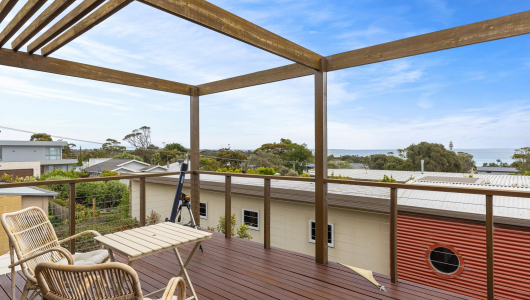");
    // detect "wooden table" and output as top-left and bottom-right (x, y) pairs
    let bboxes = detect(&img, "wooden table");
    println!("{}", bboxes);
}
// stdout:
(94, 222), (212, 300)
